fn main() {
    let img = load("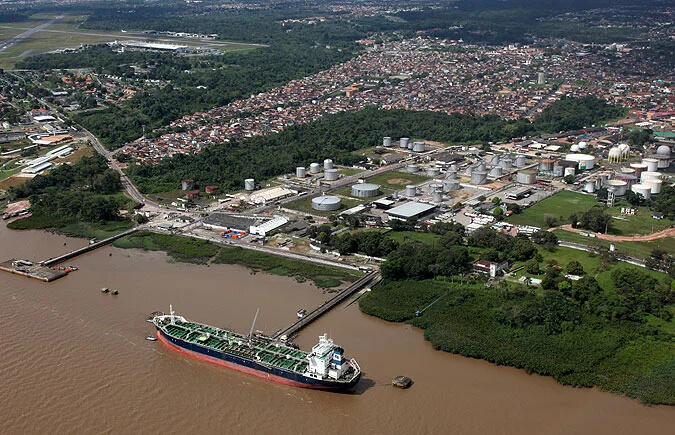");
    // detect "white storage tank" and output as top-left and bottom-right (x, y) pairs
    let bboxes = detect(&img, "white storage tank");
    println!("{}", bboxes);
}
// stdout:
(489, 166), (502, 177)
(312, 195), (341, 211)
(428, 183), (444, 193)
(244, 178), (255, 191)
(631, 184), (652, 200)
(641, 171), (662, 183)
(647, 179), (662, 194)
(565, 154), (595, 170)
(564, 167), (576, 177)
(324, 168), (338, 181)
(405, 185), (417, 197)
(515, 155), (527, 167)
(296, 167), (306, 178)
(642, 158), (658, 172)
(400, 137), (410, 149)
(310, 163), (321, 174)
(432, 191), (443, 203)
(499, 158), (512, 169)
(383, 137), (392, 147)
(584, 180), (596, 193)
(351, 183), (380, 198)
(412, 142), (425, 152)
(539, 160), (554, 172)
(323, 159), (334, 170)
(471, 171), (488, 185)
(605, 179), (627, 196)
(406, 164), (419, 173)
(516, 170), (536, 184)
(426, 167), (440, 177)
